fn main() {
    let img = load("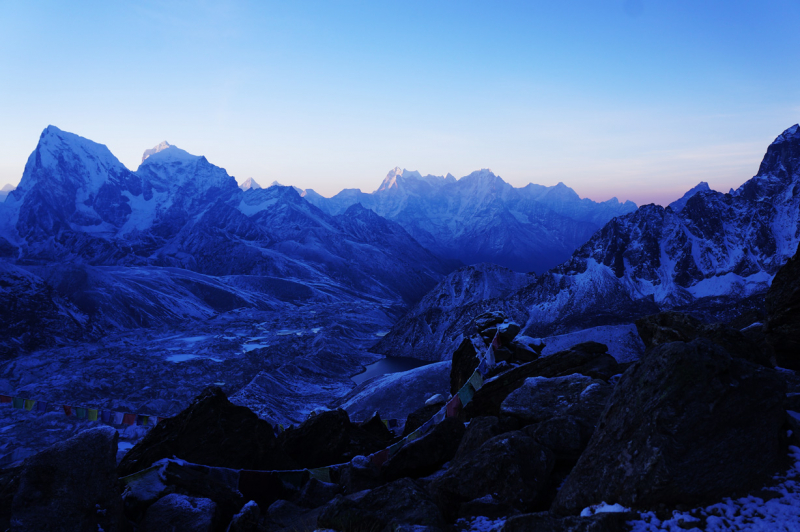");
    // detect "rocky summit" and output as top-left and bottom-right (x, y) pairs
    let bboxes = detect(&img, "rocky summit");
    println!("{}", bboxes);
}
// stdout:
(1, 124), (800, 531)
